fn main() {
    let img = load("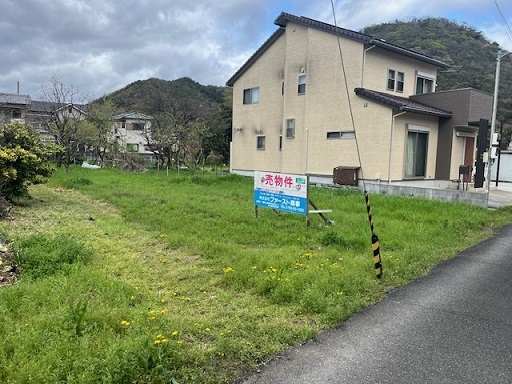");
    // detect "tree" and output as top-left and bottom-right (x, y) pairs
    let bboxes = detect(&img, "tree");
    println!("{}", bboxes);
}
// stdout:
(0, 123), (58, 201)
(83, 98), (117, 167)
(40, 75), (87, 171)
